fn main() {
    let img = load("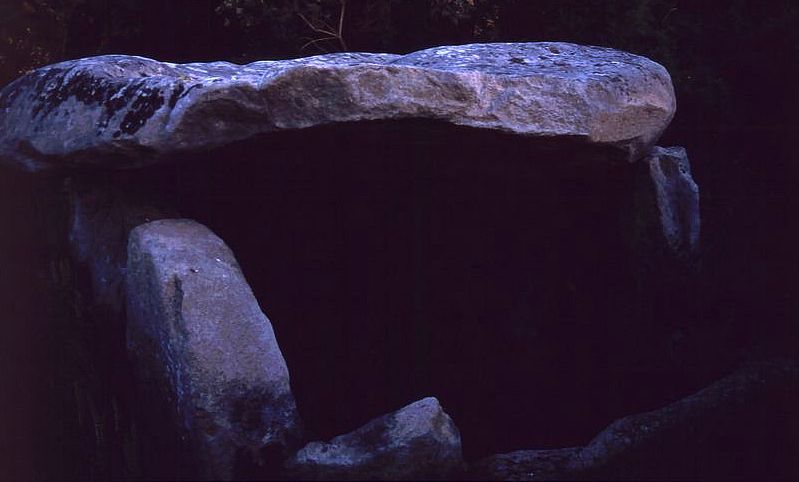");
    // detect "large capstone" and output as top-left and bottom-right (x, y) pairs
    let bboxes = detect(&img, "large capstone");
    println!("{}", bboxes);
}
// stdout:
(286, 397), (464, 480)
(125, 219), (300, 479)
(0, 42), (675, 171)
